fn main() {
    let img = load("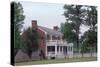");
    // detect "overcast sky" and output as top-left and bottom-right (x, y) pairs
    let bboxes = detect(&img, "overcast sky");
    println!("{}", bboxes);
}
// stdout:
(20, 2), (66, 29)
(20, 1), (89, 34)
